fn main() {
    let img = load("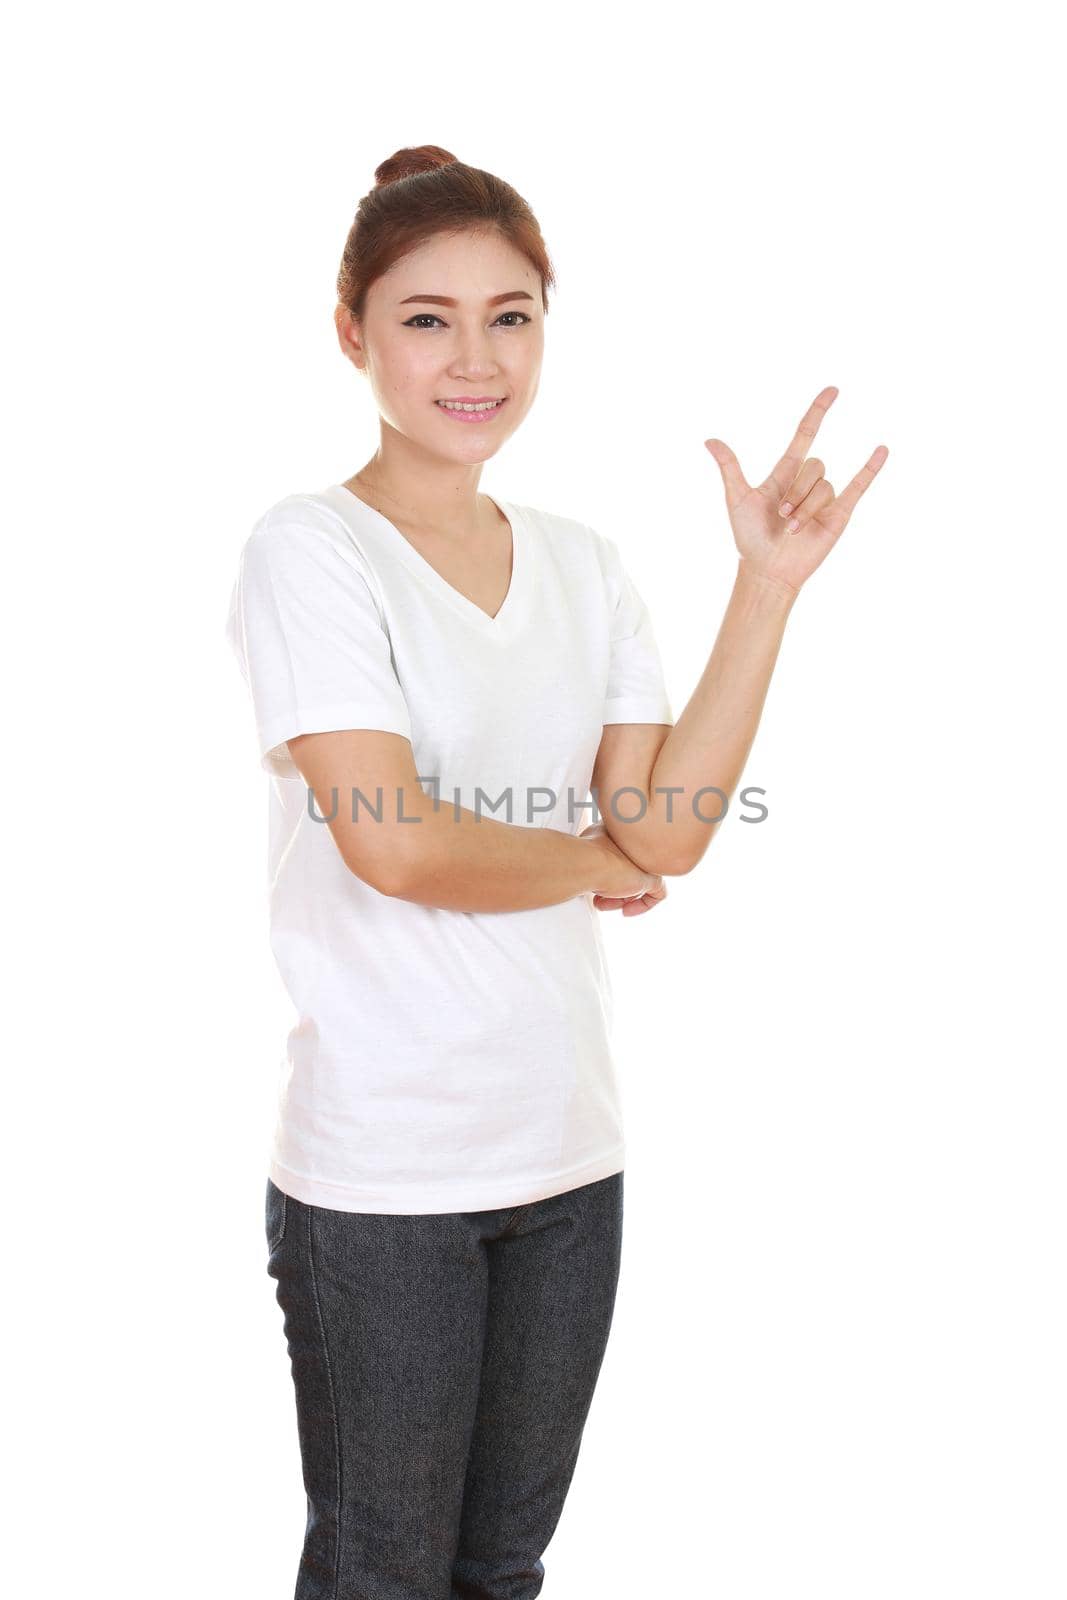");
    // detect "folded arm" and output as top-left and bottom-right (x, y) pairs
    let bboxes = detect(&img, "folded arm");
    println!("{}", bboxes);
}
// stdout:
(286, 727), (662, 913)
